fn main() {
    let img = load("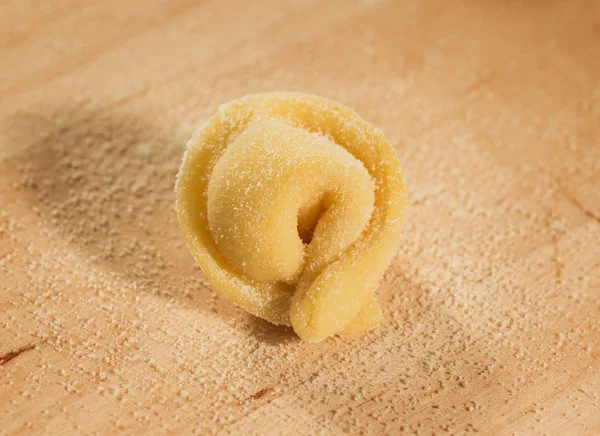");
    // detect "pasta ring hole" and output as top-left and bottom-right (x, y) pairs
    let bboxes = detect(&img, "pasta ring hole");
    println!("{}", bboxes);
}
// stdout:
(297, 194), (328, 245)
